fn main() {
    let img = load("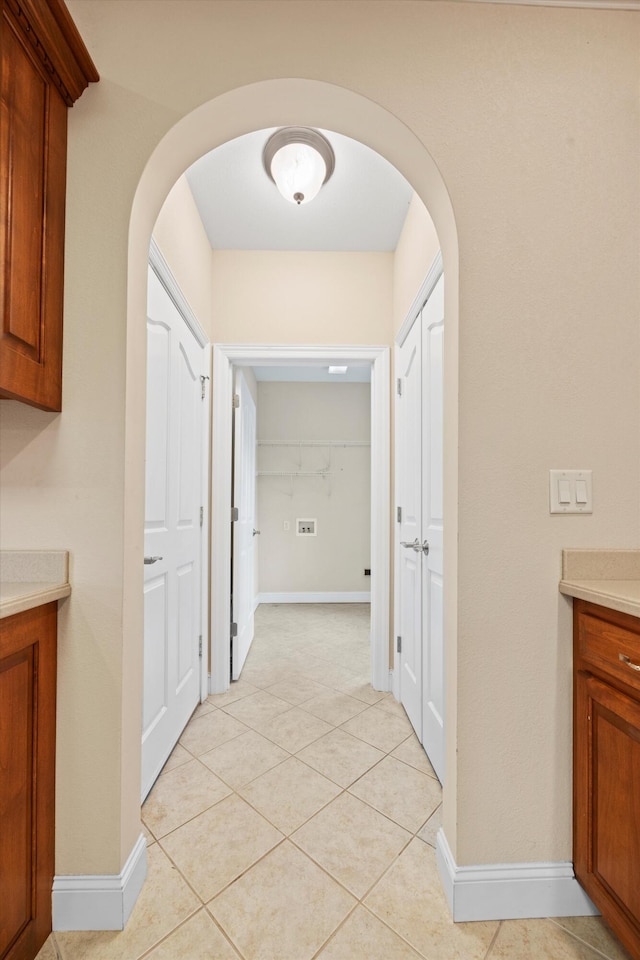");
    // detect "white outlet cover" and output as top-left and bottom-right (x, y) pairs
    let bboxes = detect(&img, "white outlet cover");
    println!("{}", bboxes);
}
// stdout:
(296, 518), (317, 536)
